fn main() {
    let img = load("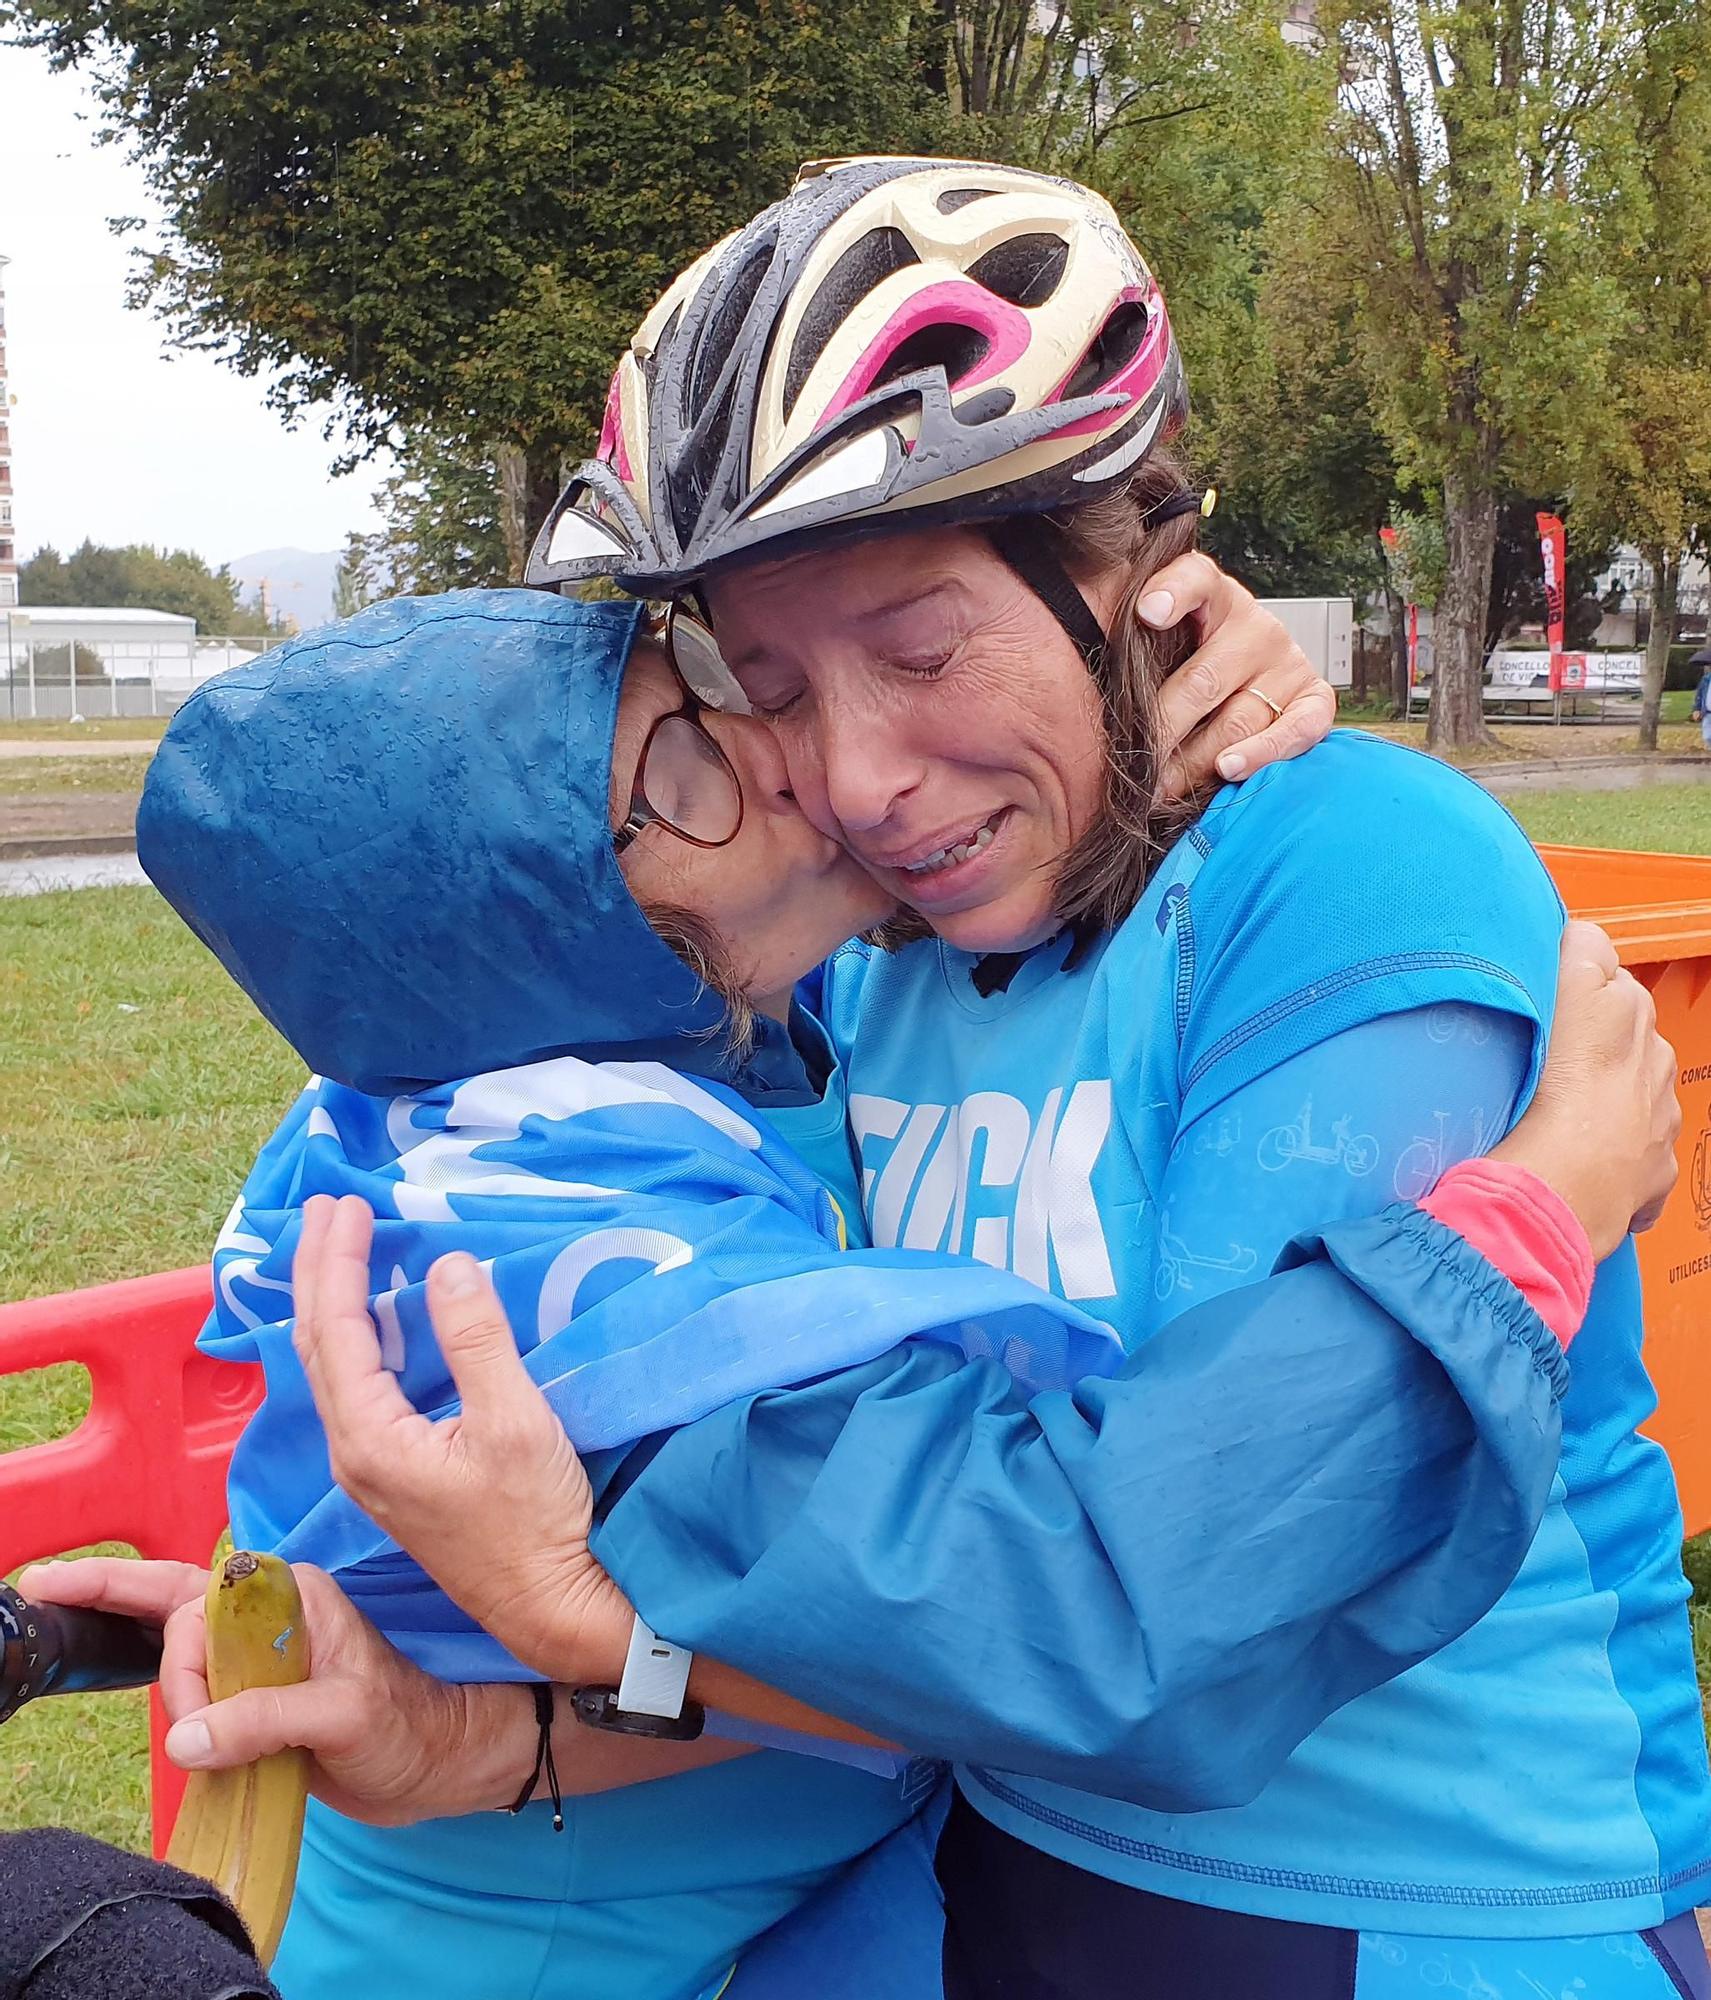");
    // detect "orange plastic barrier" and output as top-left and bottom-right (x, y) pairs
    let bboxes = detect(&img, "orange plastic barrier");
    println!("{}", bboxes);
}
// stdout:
(0, 1266), (261, 1853)
(1542, 844), (1711, 1535)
